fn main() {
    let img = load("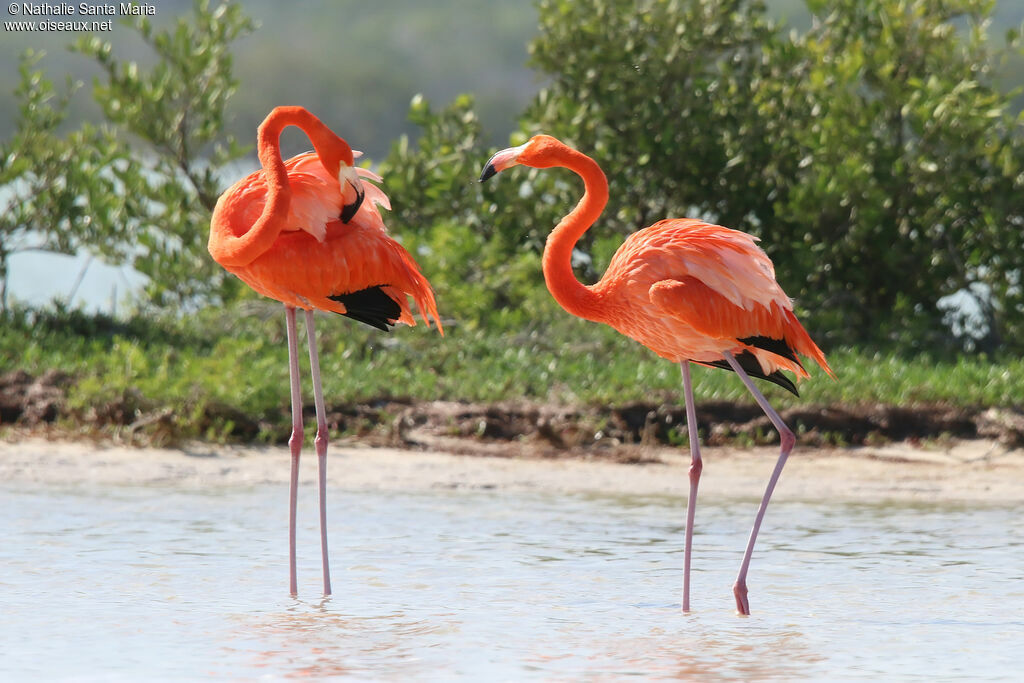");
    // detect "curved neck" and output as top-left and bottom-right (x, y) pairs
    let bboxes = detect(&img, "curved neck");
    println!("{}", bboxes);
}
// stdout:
(210, 107), (343, 267)
(540, 146), (607, 320)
